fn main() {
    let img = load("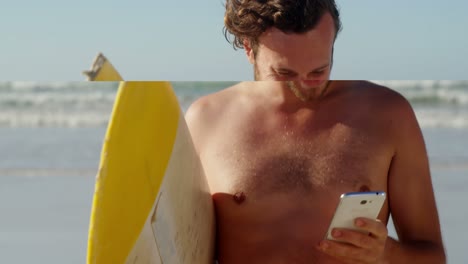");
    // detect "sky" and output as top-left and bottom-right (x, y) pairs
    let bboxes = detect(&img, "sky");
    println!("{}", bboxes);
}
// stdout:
(1, 0), (467, 81)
